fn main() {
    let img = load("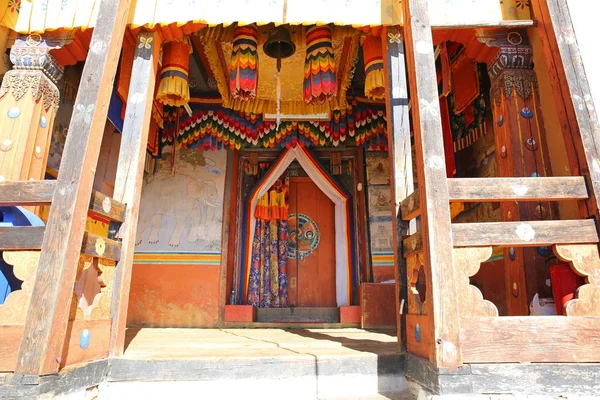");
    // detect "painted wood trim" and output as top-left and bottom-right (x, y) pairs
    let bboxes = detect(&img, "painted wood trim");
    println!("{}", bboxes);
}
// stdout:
(14, 0), (133, 376)
(460, 316), (600, 363)
(447, 177), (589, 202)
(88, 190), (126, 223)
(0, 181), (55, 206)
(404, 0), (461, 367)
(109, 30), (162, 357)
(452, 219), (599, 247)
(218, 149), (235, 324)
(544, 0), (600, 220)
